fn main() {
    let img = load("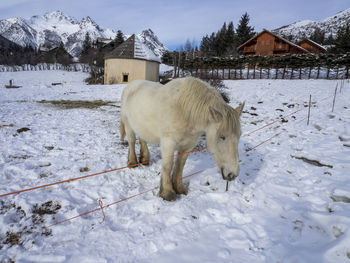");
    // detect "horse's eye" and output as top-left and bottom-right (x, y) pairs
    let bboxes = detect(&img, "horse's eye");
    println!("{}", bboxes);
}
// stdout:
(220, 135), (226, 141)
